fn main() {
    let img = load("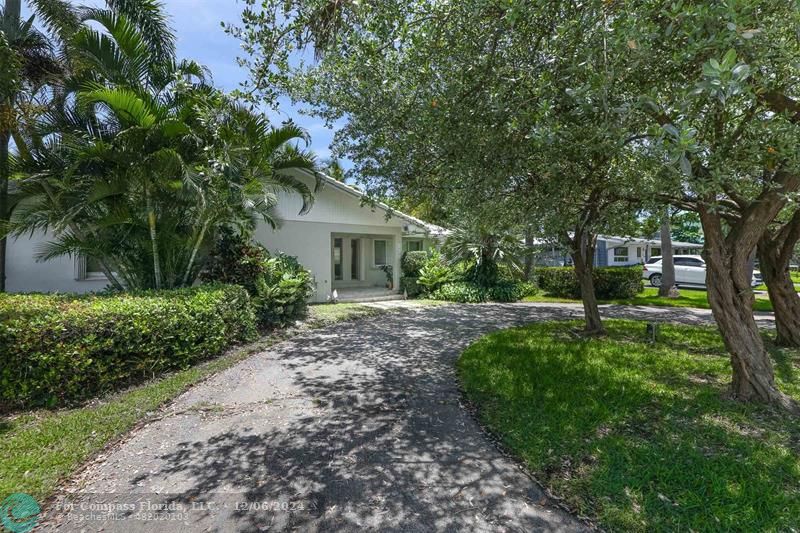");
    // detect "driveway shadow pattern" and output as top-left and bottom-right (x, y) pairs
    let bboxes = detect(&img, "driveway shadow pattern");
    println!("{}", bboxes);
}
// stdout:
(45, 303), (765, 532)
